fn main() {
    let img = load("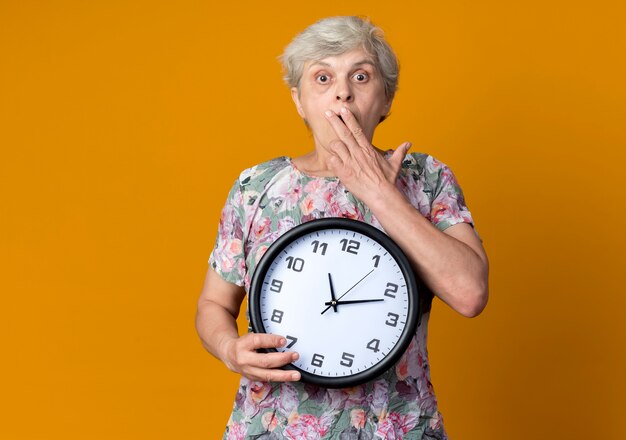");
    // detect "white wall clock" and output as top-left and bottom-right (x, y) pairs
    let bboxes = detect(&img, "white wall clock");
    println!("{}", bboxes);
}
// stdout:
(249, 218), (419, 388)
